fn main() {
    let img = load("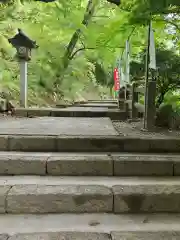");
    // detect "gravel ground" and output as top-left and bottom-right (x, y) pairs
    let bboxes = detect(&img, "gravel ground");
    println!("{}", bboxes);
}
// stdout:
(113, 120), (180, 139)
